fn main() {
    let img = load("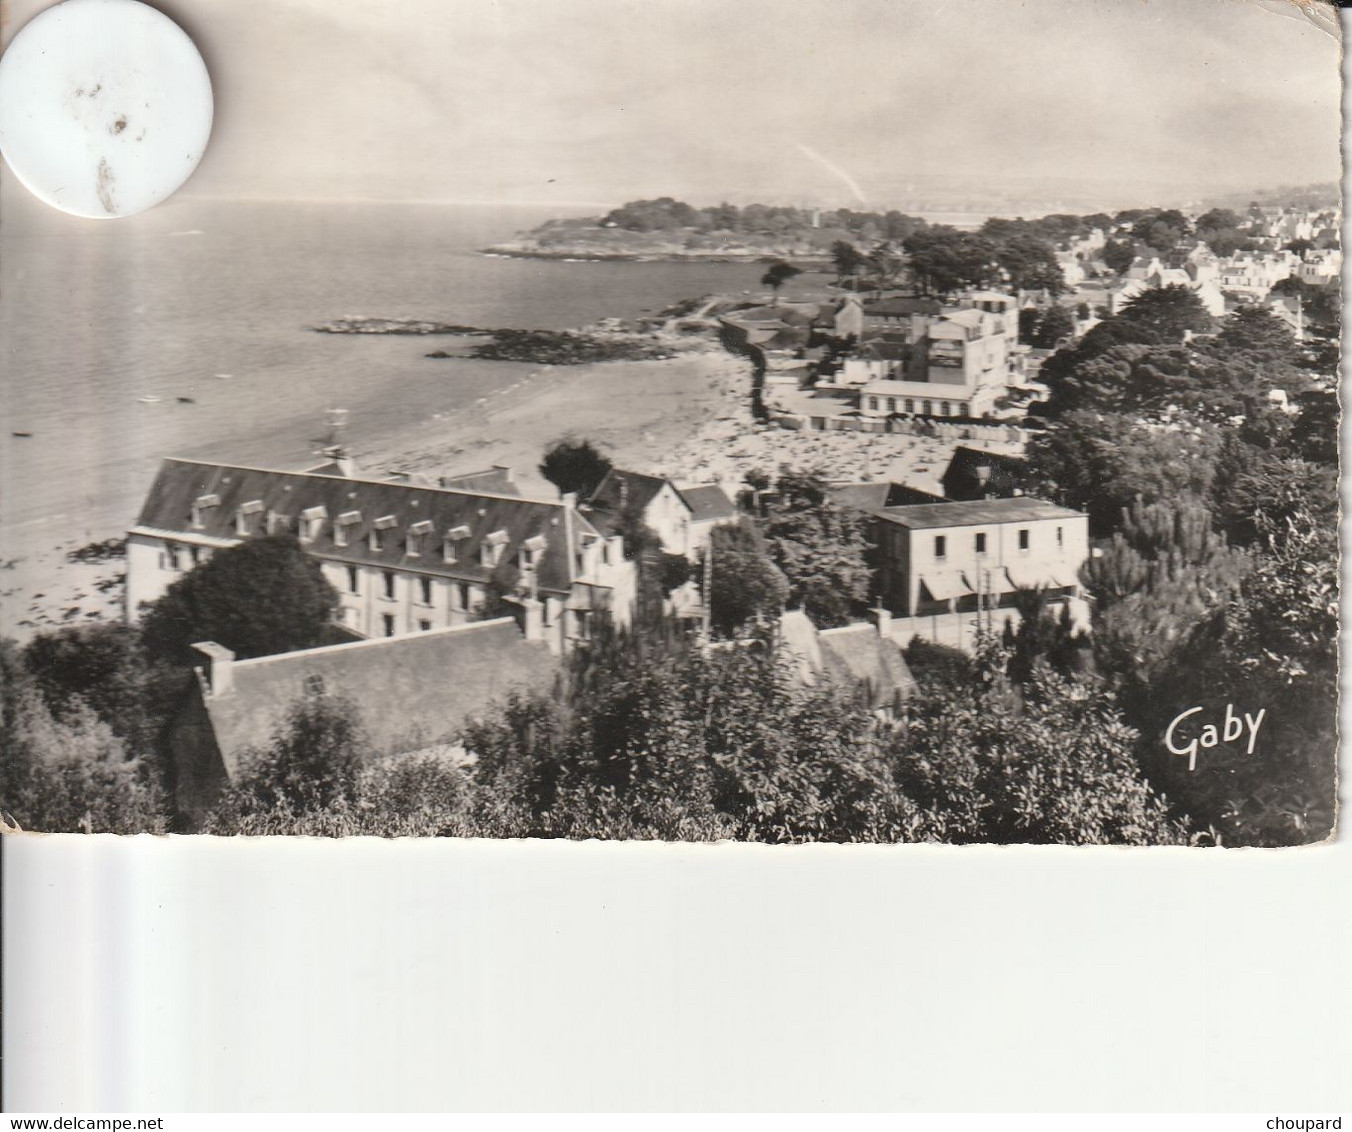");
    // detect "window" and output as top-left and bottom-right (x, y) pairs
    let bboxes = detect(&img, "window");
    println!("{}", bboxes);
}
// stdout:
(164, 542), (182, 571)
(887, 398), (897, 413)
(958, 402), (968, 416)
(189, 546), (201, 566)
(418, 619), (432, 632)
(1018, 529), (1030, 551)
(408, 519), (433, 557)
(868, 397), (879, 411)
(905, 399), (915, 413)
(382, 571), (395, 599)
(419, 577), (432, 605)
(347, 566), (360, 594)
(975, 532), (987, 555)
(300, 505), (327, 543)
(935, 535), (947, 559)
(382, 614), (395, 637)
(190, 494), (220, 529)
(235, 500), (264, 537)
(940, 401), (951, 416)
(370, 515), (396, 552)
(1056, 526), (1064, 548)
(458, 583), (471, 611)
(481, 529), (508, 567)
(923, 400), (933, 416)
(335, 510), (361, 548)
